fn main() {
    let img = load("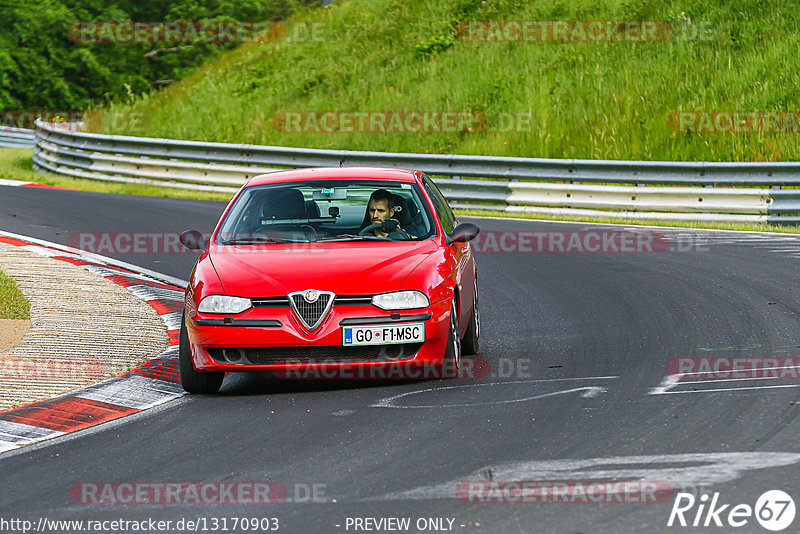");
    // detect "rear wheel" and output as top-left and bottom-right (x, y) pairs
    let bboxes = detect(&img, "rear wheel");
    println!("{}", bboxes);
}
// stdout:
(179, 317), (224, 394)
(461, 281), (480, 355)
(441, 299), (461, 378)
